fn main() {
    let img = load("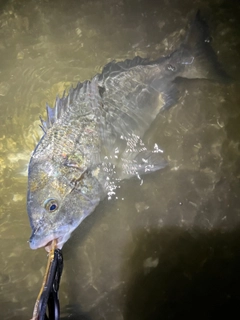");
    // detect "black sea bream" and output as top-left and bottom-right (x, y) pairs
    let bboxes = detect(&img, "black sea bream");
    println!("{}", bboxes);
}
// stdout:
(27, 12), (227, 250)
